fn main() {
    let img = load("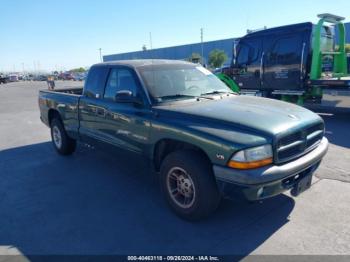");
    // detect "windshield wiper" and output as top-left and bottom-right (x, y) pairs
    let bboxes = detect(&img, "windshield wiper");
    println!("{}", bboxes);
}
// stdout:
(157, 94), (214, 101)
(157, 94), (197, 100)
(200, 90), (236, 96)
